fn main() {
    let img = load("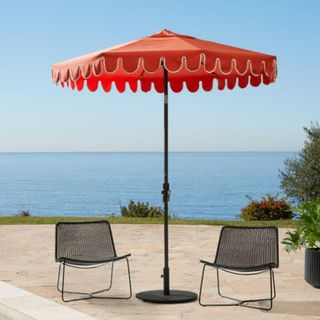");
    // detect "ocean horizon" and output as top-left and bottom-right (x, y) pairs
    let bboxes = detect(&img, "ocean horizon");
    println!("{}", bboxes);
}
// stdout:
(0, 151), (295, 220)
